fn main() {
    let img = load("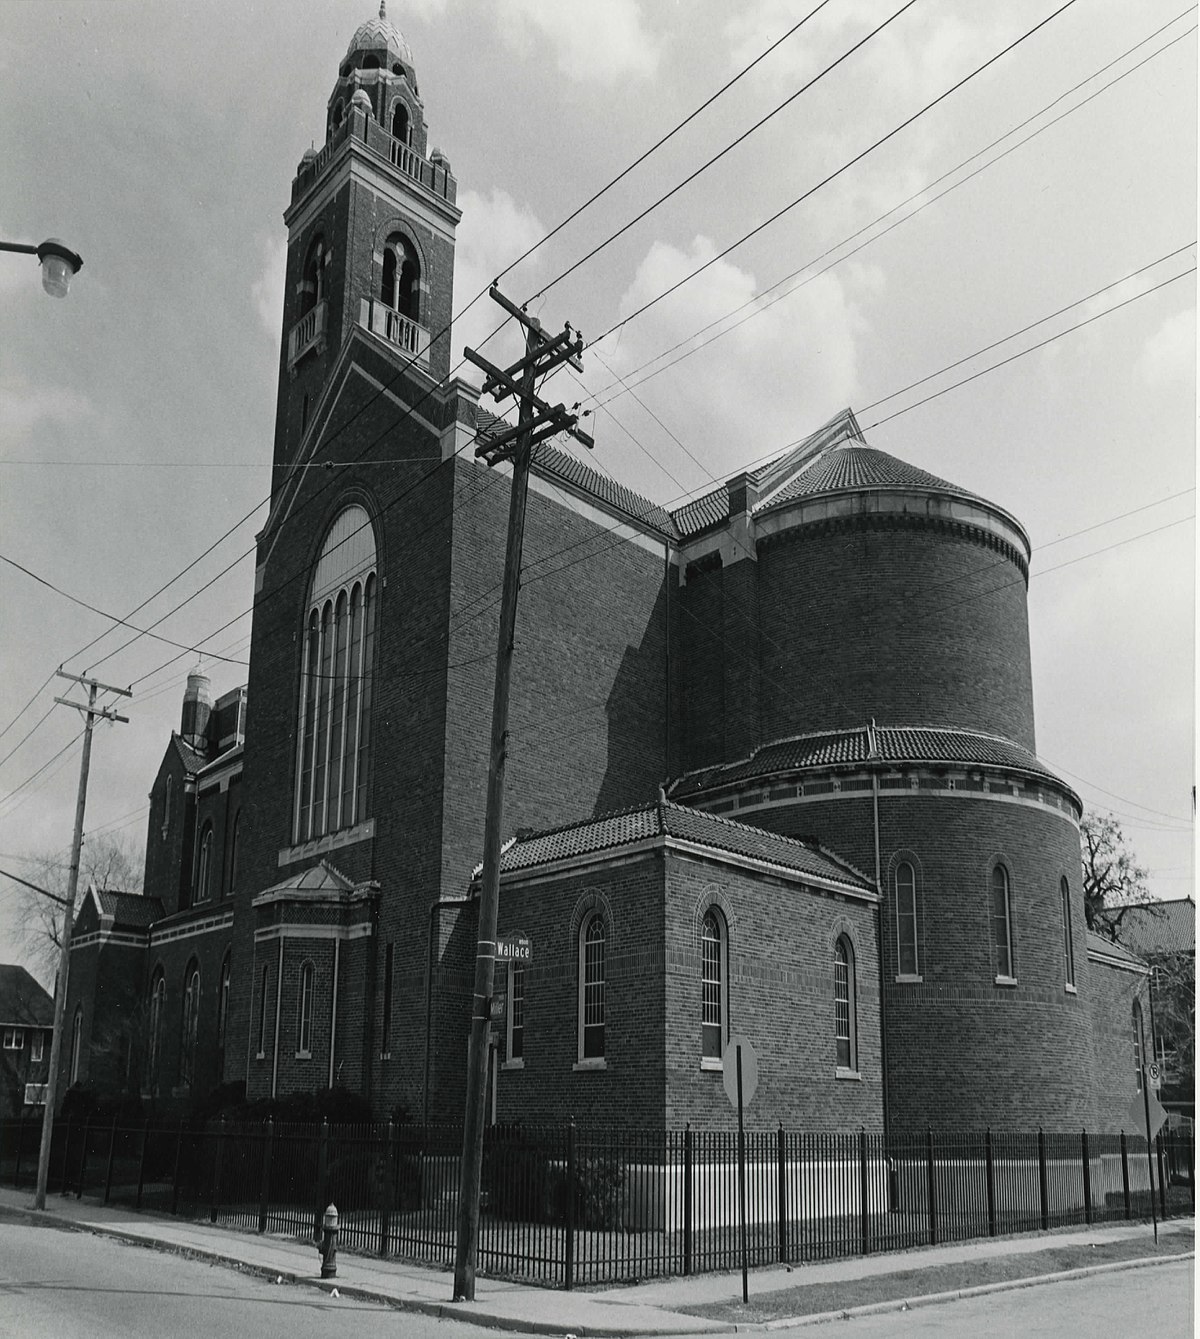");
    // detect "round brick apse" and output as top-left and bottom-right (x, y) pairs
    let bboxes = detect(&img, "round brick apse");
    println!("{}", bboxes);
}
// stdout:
(756, 515), (1036, 752)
